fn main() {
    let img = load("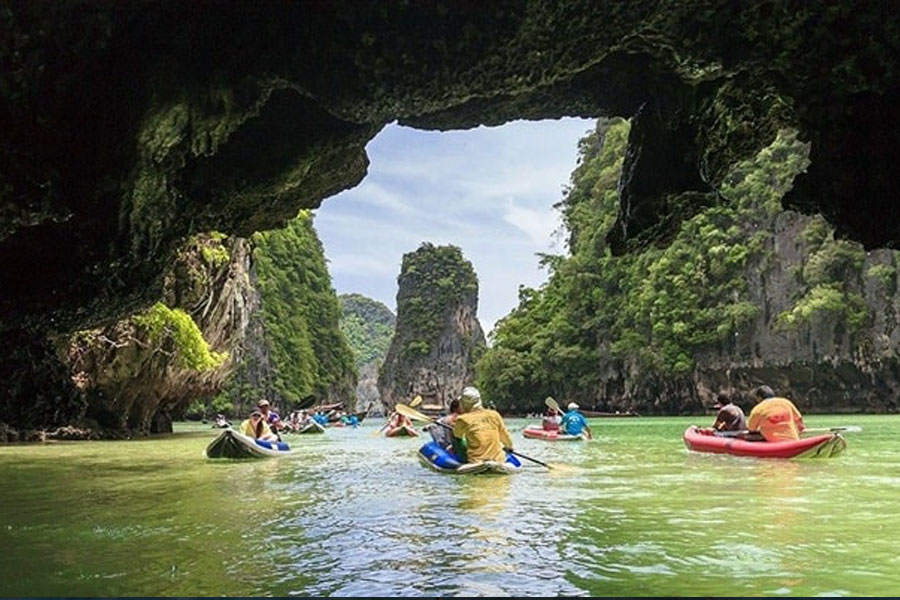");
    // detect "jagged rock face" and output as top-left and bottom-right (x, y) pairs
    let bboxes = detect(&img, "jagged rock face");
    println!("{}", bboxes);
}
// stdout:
(60, 236), (254, 438)
(593, 212), (900, 416)
(378, 244), (485, 412)
(691, 215), (900, 415)
(355, 362), (383, 418)
(217, 213), (358, 414)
